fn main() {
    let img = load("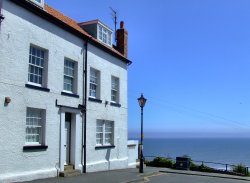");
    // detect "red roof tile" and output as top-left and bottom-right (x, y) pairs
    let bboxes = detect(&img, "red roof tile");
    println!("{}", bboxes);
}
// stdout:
(44, 4), (91, 37)
(44, 4), (127, 60)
